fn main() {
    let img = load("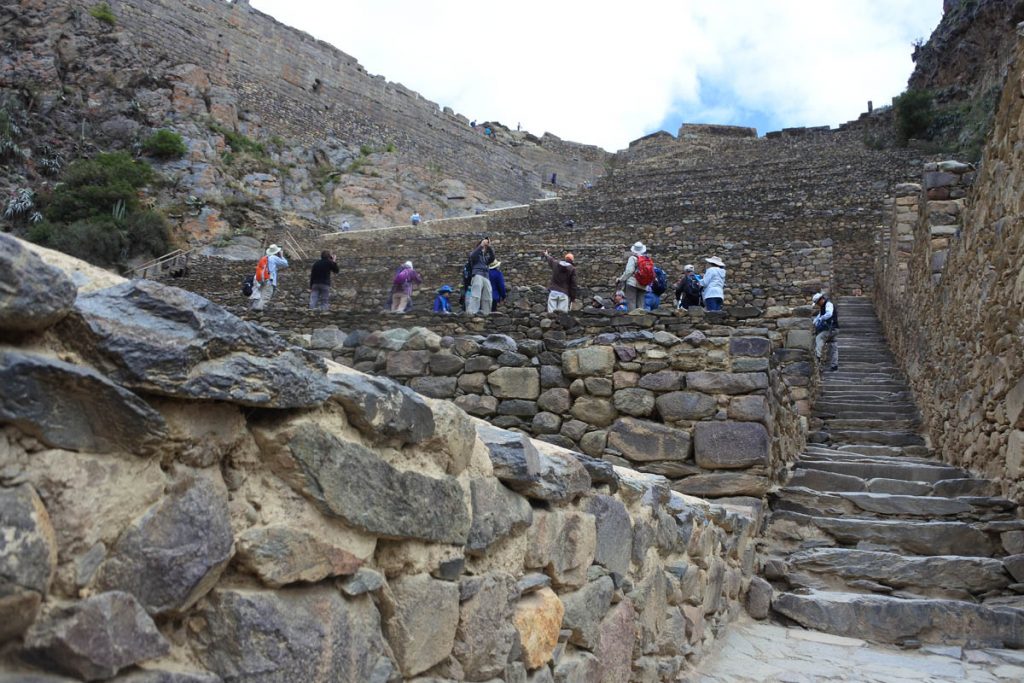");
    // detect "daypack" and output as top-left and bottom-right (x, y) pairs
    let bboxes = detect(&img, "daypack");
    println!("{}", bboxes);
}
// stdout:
(634, 254), (655, 287)
(461, 259), (473, 287)
(681, 274), (702, 299)
(242, 274), (255, 297)
(254, 255), (270, 284)
(393, 268), (411, 287)
(651, 267), (668, 295)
